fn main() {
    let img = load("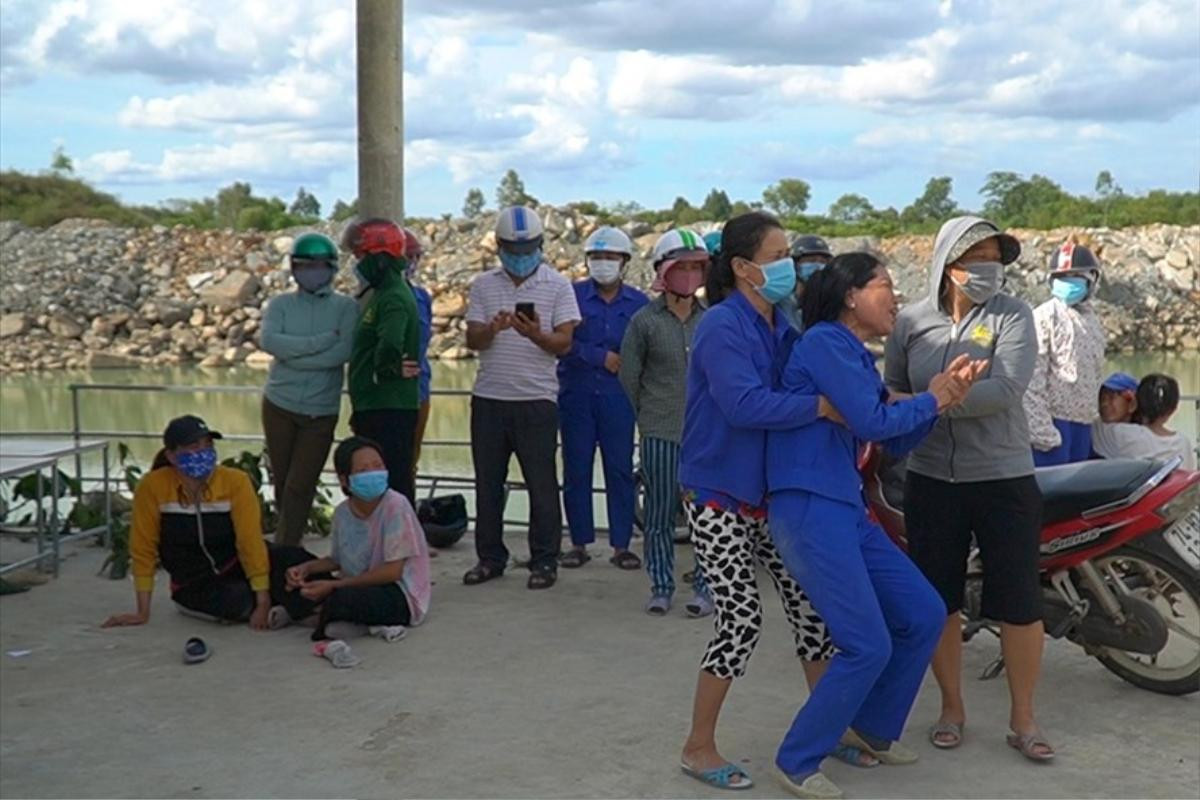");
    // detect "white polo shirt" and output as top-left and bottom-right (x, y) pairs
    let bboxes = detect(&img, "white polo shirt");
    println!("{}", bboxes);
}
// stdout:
(466, 263), (581, 402)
